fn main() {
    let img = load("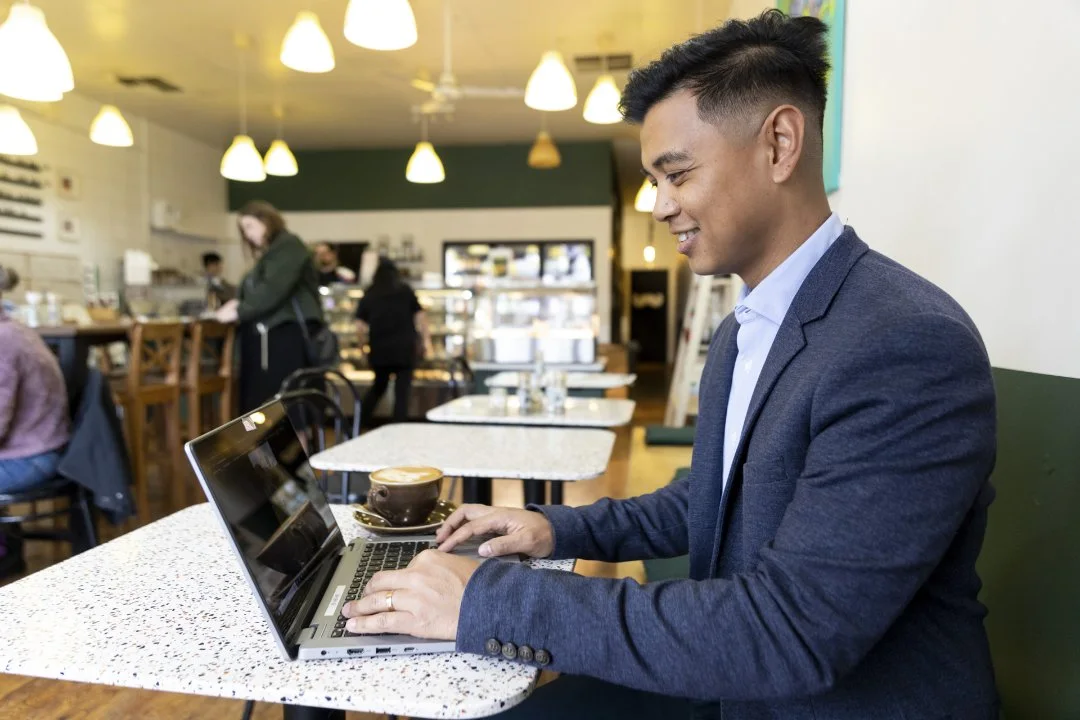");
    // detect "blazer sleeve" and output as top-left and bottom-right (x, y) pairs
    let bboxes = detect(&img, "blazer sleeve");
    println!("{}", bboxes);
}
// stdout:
(457, 312), (996, 701)
(533, 475), (691, 562)
(236, 236), (312, 323)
